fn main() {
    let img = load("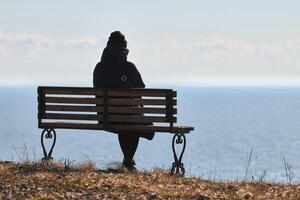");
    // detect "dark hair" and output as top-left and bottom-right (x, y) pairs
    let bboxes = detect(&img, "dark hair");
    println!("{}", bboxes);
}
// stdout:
(107, 31), (127, 48)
